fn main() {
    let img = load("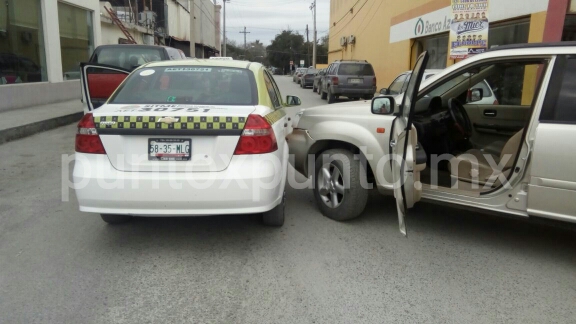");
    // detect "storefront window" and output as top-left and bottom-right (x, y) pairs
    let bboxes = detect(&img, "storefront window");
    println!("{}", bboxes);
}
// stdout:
(488, 20), (530, 48)
(0, 0), (46, 84)
(416, 34), (449, 69)
(59, 2), (94, 80)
